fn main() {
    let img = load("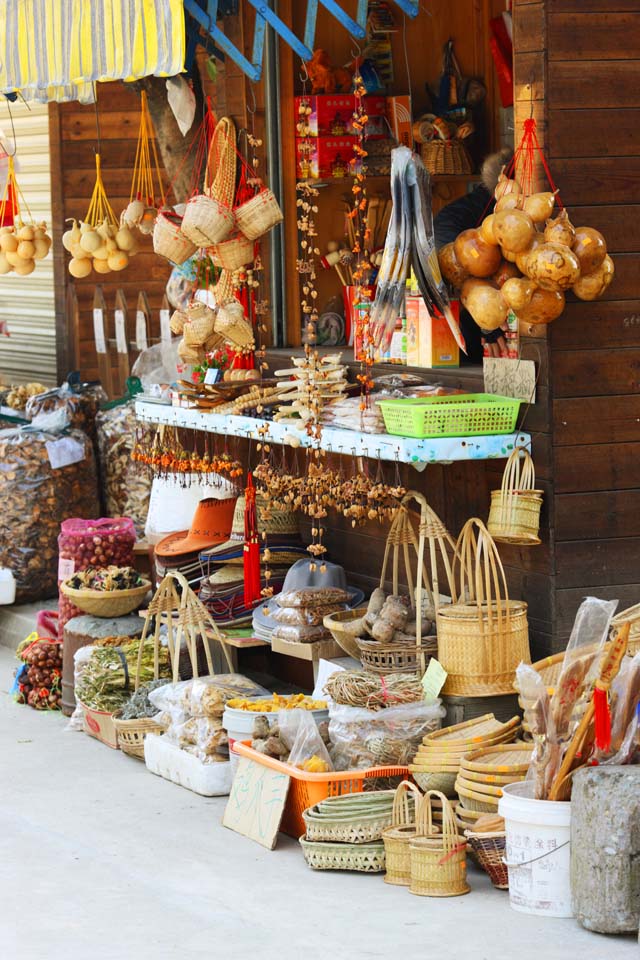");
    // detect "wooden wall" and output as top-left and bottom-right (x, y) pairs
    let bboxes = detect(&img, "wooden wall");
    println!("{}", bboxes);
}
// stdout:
(513, 0), (640, 649)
